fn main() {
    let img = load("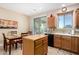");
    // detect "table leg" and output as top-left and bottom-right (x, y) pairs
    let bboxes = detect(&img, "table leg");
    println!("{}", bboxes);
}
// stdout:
(9, 40), (11, 55)
(15, 43), (17, 49)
